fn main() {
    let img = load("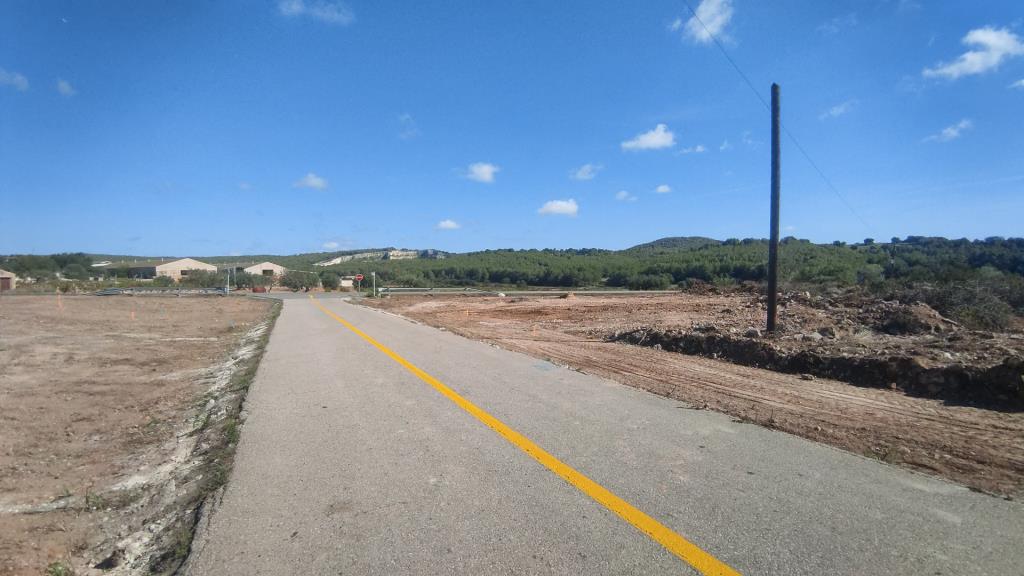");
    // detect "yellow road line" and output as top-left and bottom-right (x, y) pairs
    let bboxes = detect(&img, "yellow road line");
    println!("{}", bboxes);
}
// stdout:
(309, 295), (740, 576)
